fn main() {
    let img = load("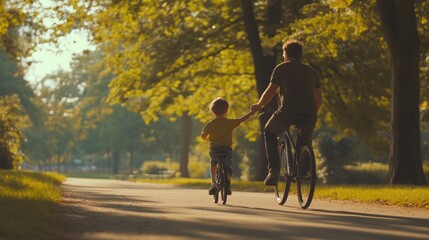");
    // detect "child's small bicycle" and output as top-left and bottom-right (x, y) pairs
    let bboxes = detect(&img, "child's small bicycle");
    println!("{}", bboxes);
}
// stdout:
(213, 153), (228, 205)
